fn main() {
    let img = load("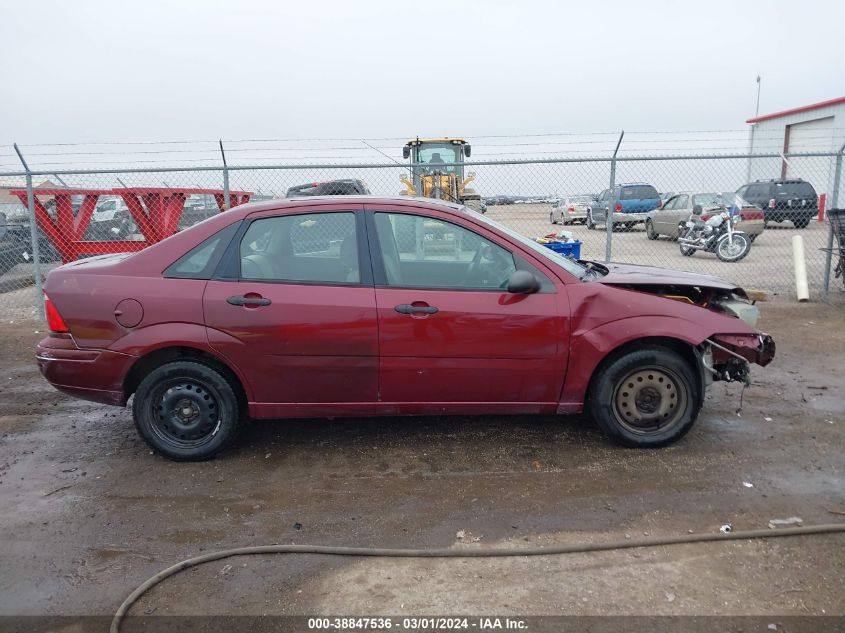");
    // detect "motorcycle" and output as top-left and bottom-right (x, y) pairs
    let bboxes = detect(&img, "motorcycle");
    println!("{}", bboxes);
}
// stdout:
(677, 204), (751, 263)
